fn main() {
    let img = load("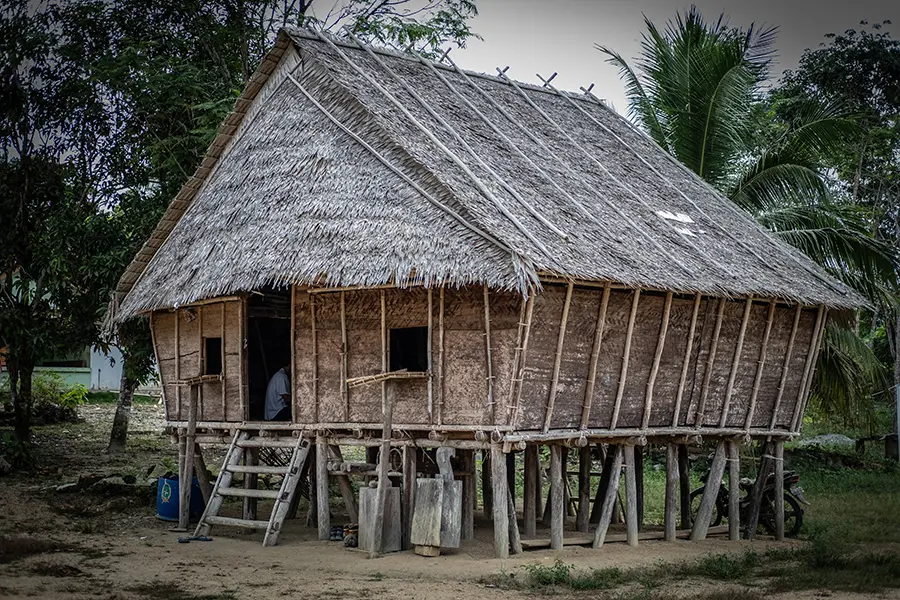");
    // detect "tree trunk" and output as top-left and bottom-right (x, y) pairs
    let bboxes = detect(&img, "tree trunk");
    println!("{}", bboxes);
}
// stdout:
(107, 369), (138, 453)
(11, 358), (34, 444)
